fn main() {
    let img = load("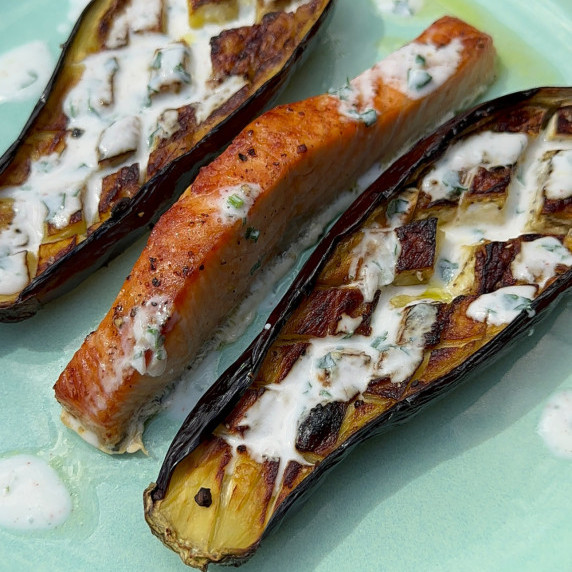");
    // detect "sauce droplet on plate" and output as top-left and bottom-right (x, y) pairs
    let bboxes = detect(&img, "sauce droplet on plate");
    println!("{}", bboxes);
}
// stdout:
(0, 454), (72, 531)
(0, 41), (53, 104)
(538, 389), (572, 460)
